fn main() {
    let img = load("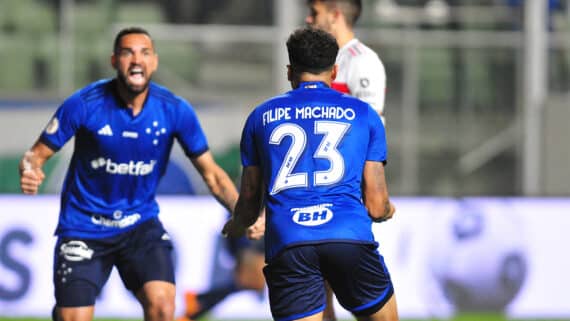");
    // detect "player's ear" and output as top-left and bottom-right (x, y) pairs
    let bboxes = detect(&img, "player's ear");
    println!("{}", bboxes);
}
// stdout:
(331, 6), (342, 22)
(152, 53), (159, 73)
(110, 52), (117, 70)
(287, 65), (292, 81)
(331, 64), (338, 81)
